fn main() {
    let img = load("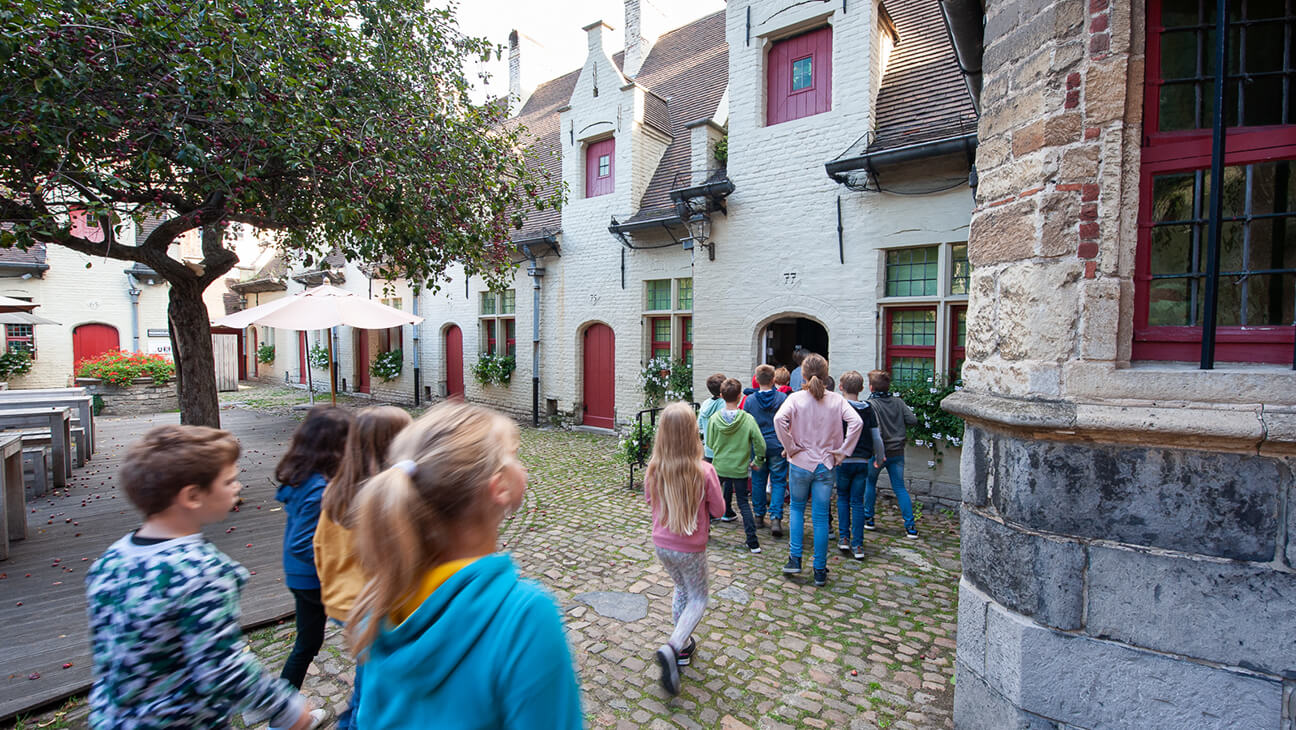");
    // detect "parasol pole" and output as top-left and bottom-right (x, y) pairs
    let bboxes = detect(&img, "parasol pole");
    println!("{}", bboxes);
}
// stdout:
(327, 328), (336, 405)
(305, 331), (315, 405)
